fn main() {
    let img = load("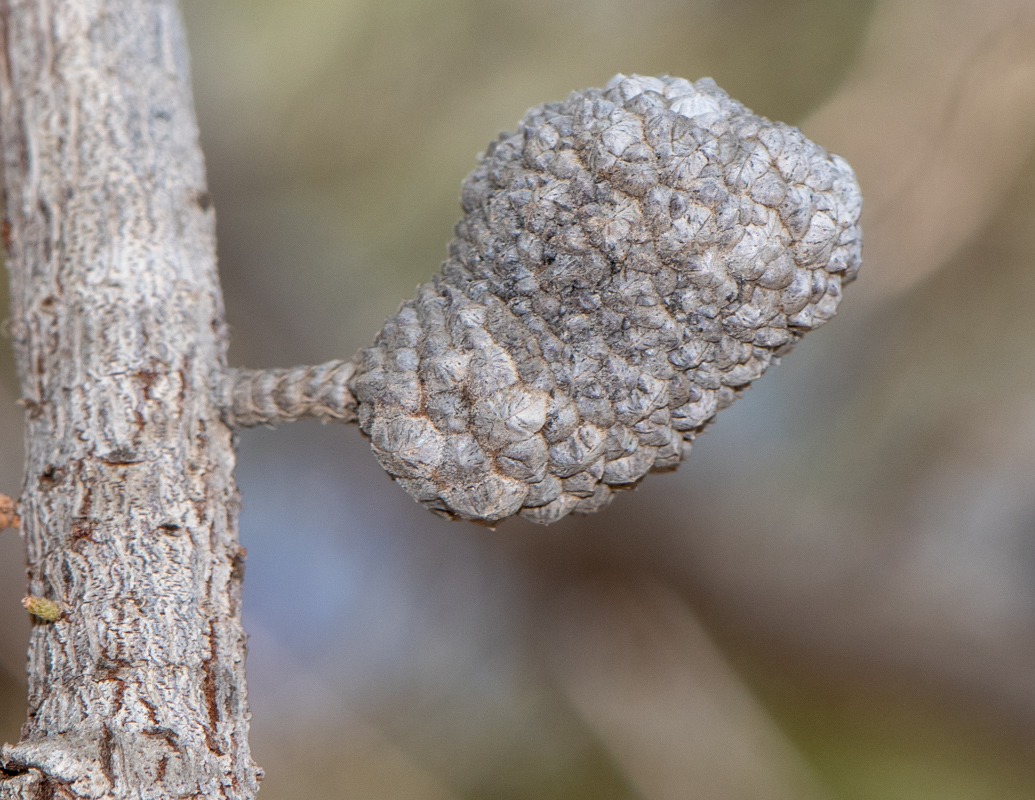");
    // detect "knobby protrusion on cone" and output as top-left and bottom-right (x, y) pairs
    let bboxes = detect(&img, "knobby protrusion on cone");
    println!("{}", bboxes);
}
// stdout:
(222, 74), (862, 525)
